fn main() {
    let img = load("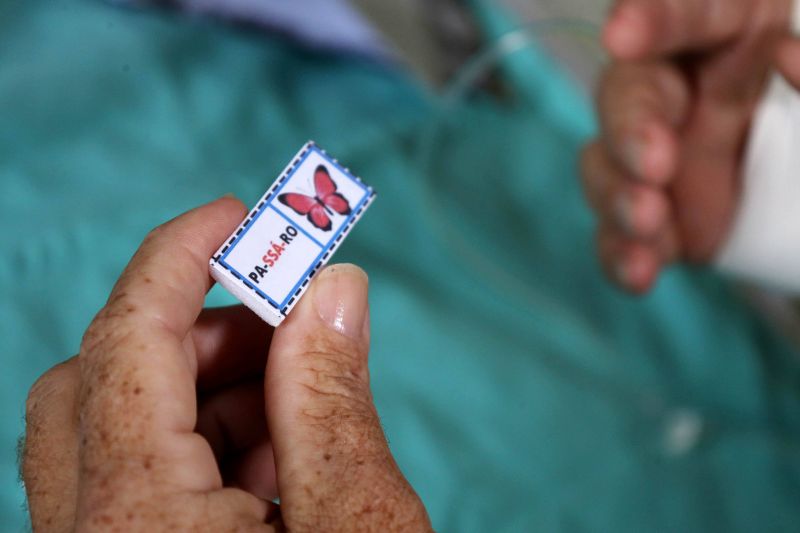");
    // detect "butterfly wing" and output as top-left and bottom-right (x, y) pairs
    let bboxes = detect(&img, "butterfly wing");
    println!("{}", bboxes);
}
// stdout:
(314, 165), (352, 215)
(280, 192), (333, 231)
(322, 192), (351, 215)
(308, 204), (332, 231)
(314, 165), (337, 198)
(278, 193), (317, 215)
